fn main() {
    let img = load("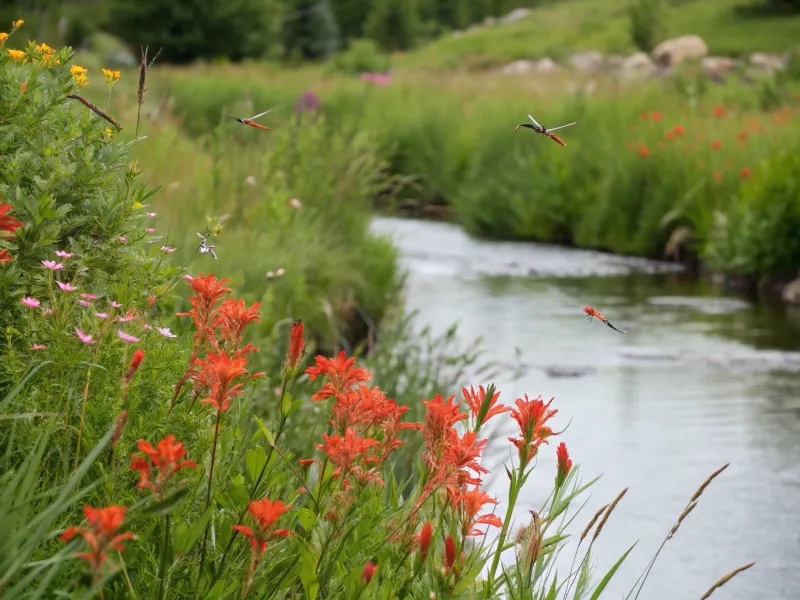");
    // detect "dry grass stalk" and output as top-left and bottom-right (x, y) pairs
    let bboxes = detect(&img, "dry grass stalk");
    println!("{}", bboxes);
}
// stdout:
(699, 562), (755, 599)
(579, 503), (609, 543)
(135, 46), (162, 139)
(65, 94), (122, 131)
(592, 487), (628, 542)
(668, 500), (697, 538)
(690, 463), (729, 503)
